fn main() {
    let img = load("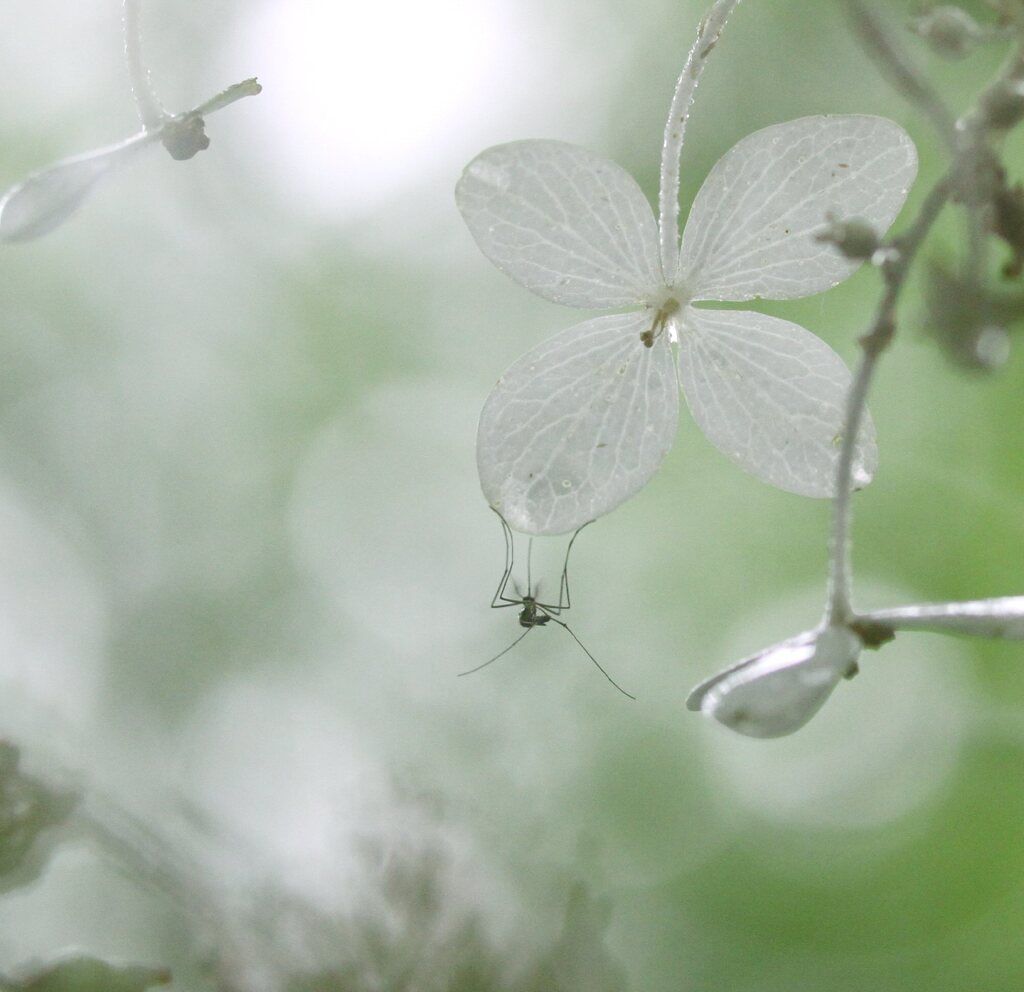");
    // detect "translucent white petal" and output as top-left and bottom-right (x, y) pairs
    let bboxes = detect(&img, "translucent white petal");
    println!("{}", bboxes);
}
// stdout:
(0, 135), (149, 243)
(688, 626), (862, 739)
(677, 307), (876, 497)
(678, 115), (917, 301)
(686, 630), (818, 713)
(477, 311), (678, 536)
(858, 596), (1024, 639)
(457, 140), (663, 309)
